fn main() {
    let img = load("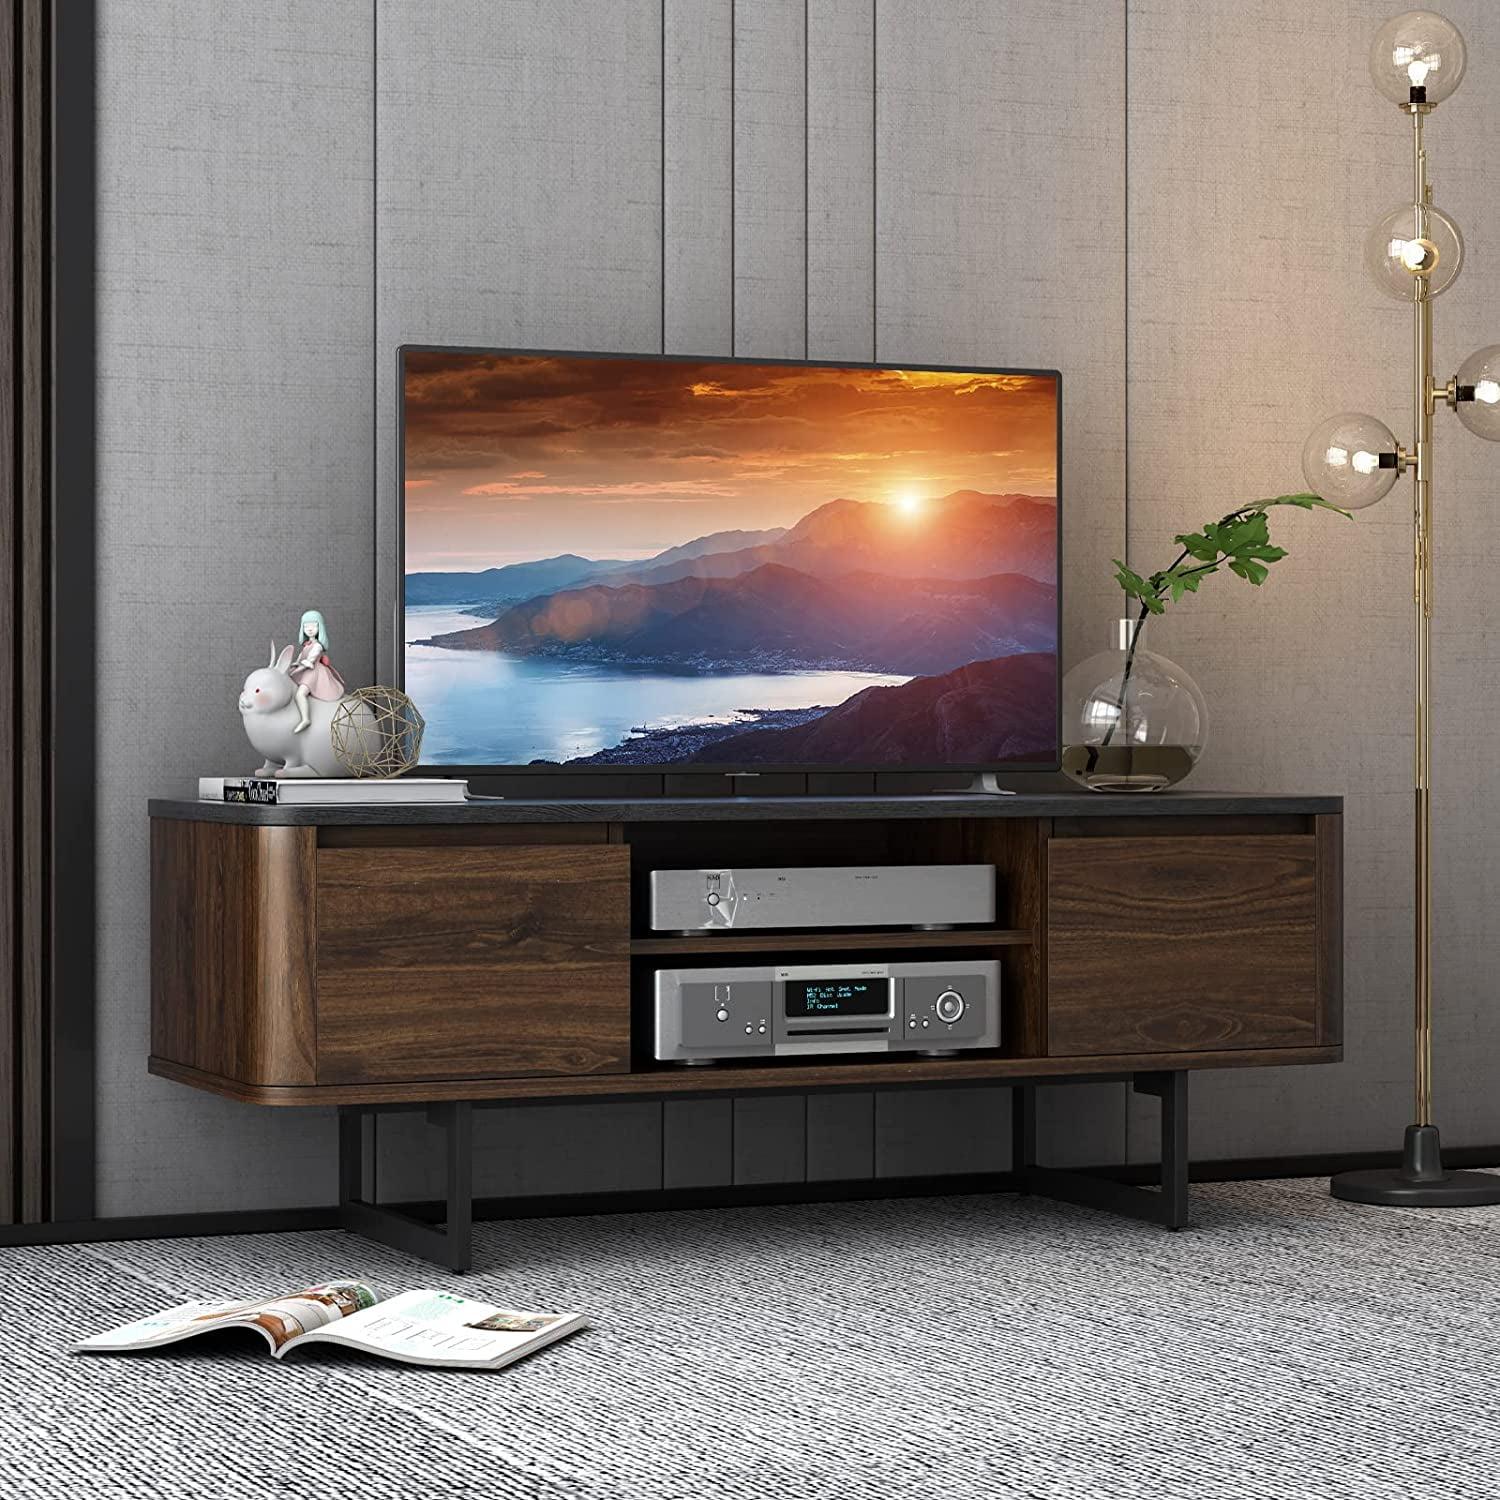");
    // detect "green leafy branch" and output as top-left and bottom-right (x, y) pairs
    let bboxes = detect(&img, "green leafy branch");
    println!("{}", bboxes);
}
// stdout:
(1112, 493), (1350, 618)
(1094, 493), (1350, 754)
